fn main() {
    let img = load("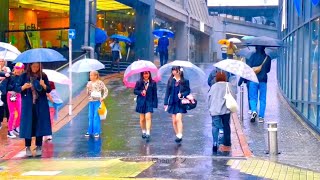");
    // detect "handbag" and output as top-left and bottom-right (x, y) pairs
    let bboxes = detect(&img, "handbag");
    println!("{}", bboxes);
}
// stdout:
(252, 56), (268, 74)
(98, 102), (107, 120)
(224, 83), (238, 112)
(180, 94), (197, 110)
(91, 91), (101, 99)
